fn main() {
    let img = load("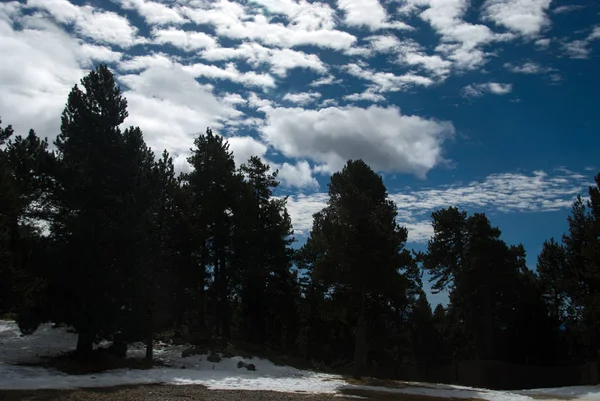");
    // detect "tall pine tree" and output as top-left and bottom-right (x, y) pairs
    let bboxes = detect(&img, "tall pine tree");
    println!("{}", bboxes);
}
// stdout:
(52, 64), (129, 355)
(304, 159), (413, 377)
